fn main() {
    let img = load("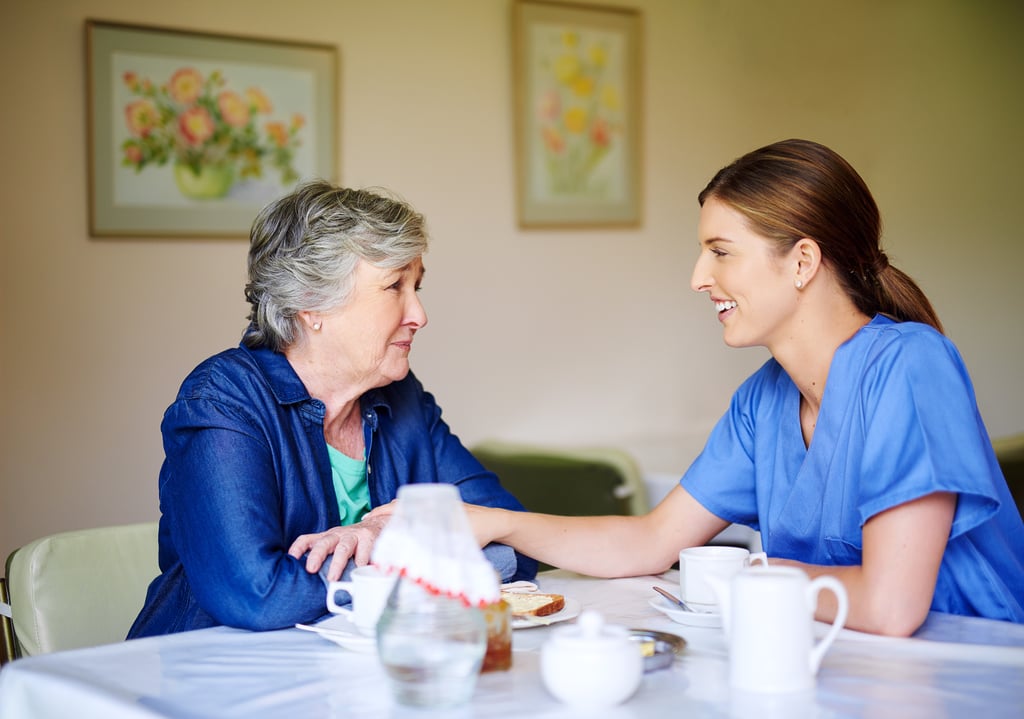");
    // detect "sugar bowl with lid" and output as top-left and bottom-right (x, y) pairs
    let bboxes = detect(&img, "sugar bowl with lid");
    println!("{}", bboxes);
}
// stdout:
(540, 610), (643, 708)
